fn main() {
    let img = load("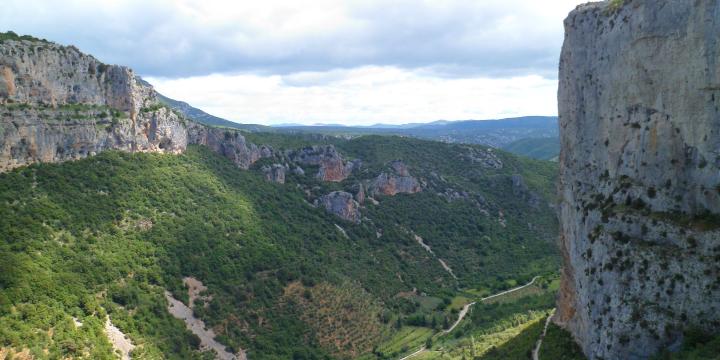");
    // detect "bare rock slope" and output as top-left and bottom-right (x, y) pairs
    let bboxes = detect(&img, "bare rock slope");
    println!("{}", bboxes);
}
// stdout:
(557, 1), (720, 359)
